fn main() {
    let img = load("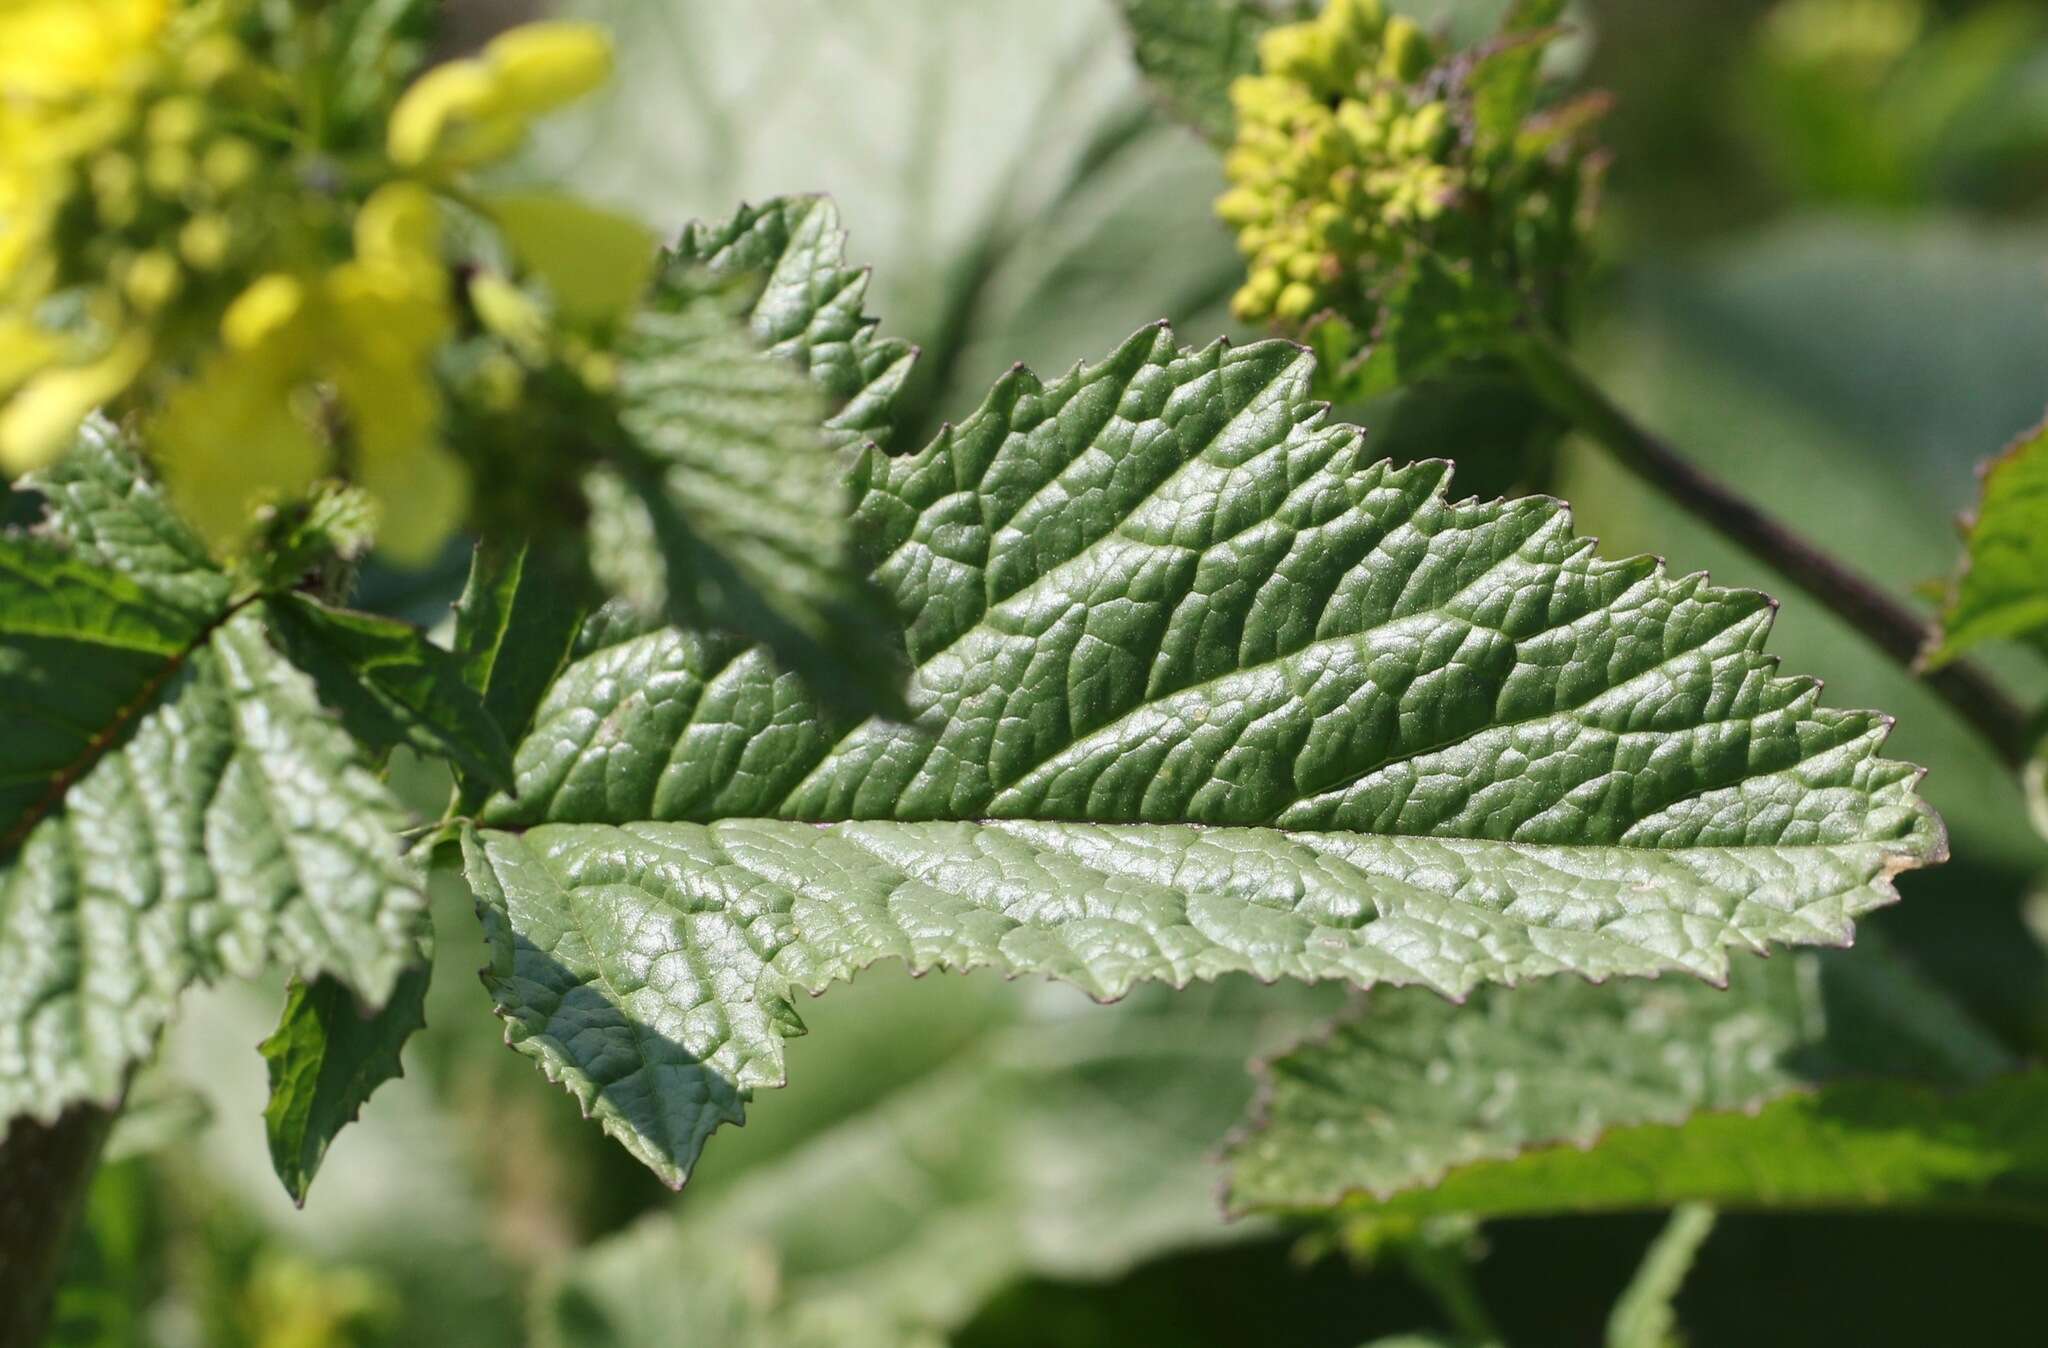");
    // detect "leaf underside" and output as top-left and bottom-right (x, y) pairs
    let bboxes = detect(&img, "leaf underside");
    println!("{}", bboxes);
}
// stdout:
(462, 322), (1941, 1186)
(1224, 936), (2011, 1215)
